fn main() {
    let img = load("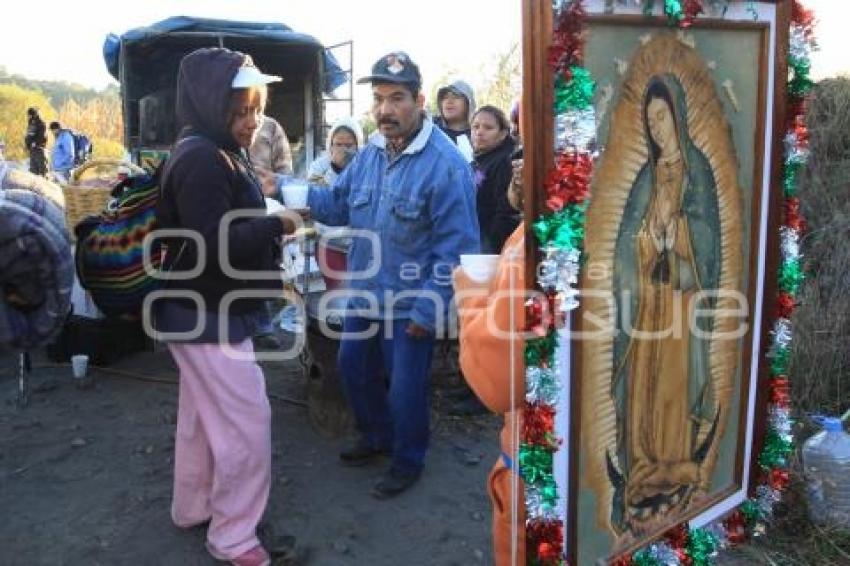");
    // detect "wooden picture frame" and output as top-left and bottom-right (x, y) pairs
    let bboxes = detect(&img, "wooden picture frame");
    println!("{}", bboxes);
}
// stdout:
(520, 2), (790, 564)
